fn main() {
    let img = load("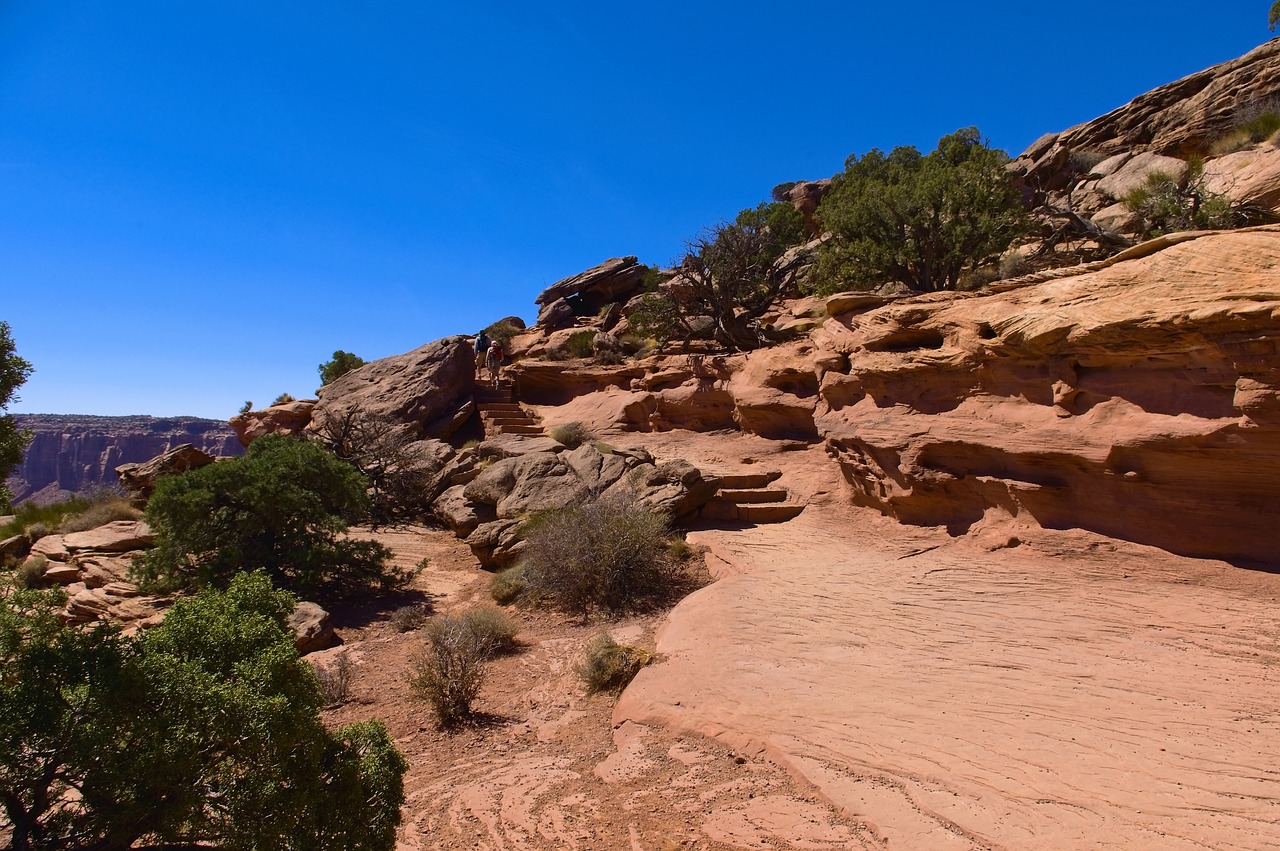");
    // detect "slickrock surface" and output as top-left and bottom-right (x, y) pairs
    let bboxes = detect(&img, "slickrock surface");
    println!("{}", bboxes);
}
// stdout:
(617, 502), (1280, 850)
